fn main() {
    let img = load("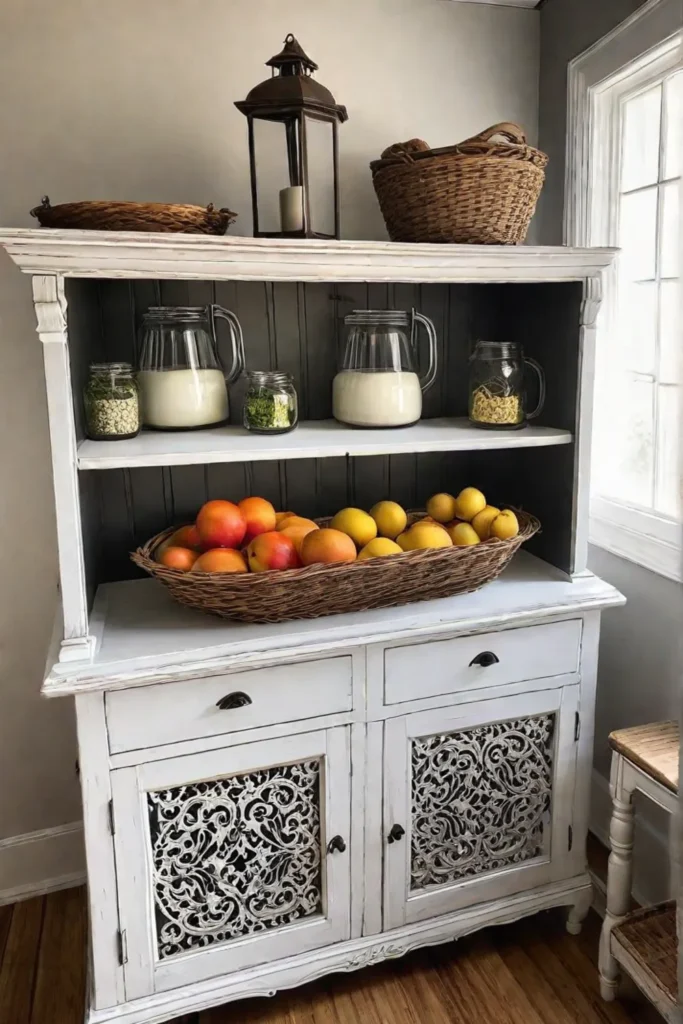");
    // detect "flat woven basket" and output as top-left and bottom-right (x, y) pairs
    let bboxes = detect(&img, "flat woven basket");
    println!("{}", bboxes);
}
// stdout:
(30, 197), (237, 235)
(131, 509), (539, 624)
(370, 123), (548, 245)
